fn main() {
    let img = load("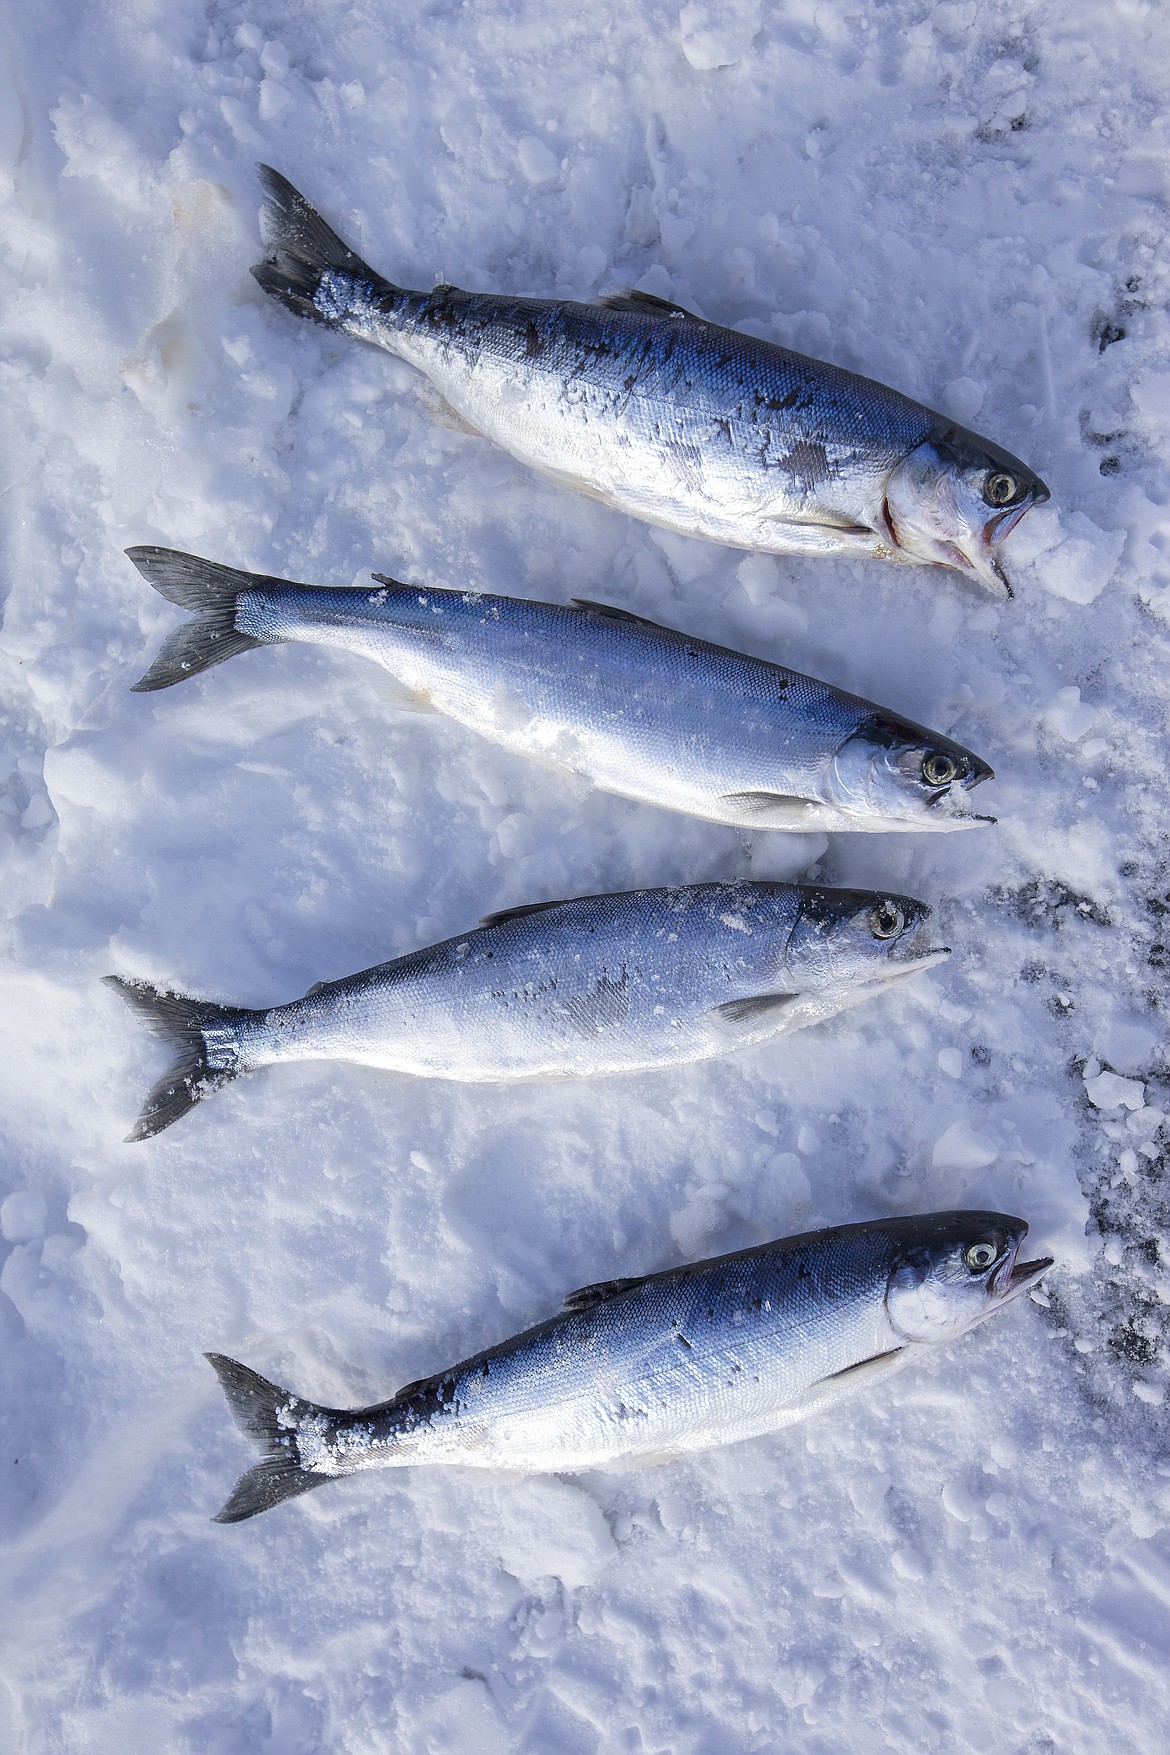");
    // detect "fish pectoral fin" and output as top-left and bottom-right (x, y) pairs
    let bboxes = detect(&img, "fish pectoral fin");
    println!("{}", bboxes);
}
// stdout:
(711, 992), (802, 1028)
(720, 791), (818, 825)
(595, 288), (700, 320)
(561, 1276), (642, 1313)
(762, 509), (875, 536)
(776, 1348), (910, 1423)
(813, 1347), (906, 1388)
